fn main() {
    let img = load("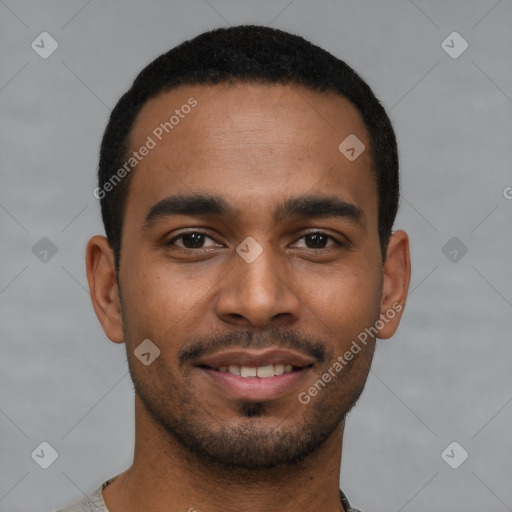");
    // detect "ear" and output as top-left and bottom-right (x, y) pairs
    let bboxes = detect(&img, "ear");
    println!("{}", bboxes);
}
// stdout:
(85, 235), (124, 344)
(377, 230), (411, 339)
